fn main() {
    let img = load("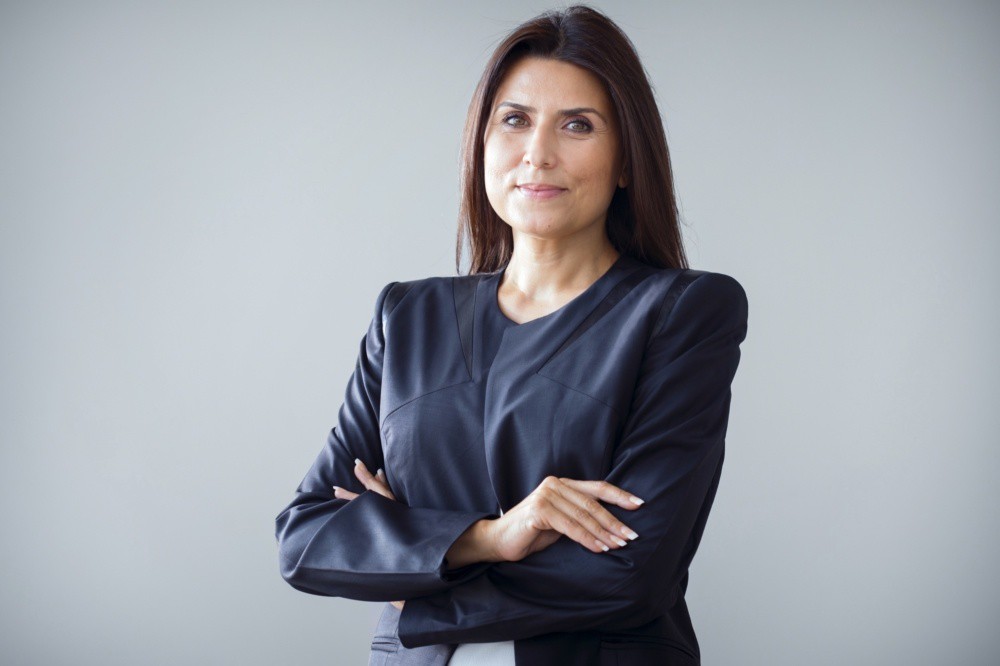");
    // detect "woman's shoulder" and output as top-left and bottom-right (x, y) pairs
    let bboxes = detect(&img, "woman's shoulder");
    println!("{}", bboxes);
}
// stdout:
(625, 260), (747, 336)
(374, 271), (488, 321)
(628, 259), (745, 304)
